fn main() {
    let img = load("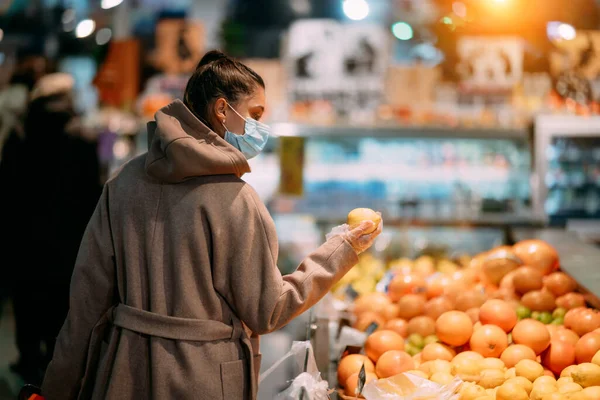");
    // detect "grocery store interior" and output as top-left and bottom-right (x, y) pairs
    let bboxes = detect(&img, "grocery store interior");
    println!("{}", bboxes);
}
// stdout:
(2, 0), (600, 399)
